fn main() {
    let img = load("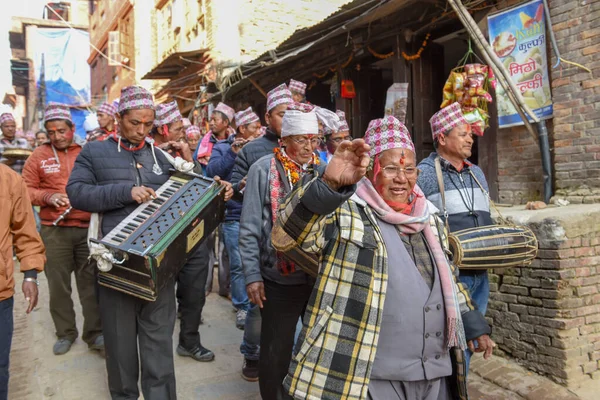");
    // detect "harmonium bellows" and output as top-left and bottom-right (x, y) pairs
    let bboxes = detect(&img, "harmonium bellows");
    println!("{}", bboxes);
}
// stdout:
(92, 172), (225, 301)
